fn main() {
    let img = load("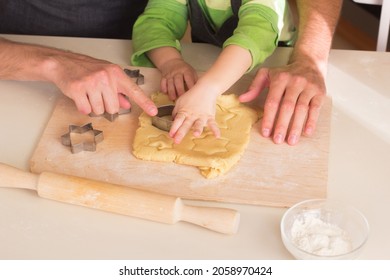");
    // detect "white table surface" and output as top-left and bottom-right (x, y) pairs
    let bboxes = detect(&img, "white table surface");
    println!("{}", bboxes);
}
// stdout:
(0, 35), (389, 260)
